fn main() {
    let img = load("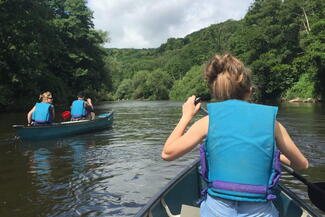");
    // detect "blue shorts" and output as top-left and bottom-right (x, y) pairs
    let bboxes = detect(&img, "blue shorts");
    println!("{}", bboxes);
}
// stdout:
(200, 194), (279, 217)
